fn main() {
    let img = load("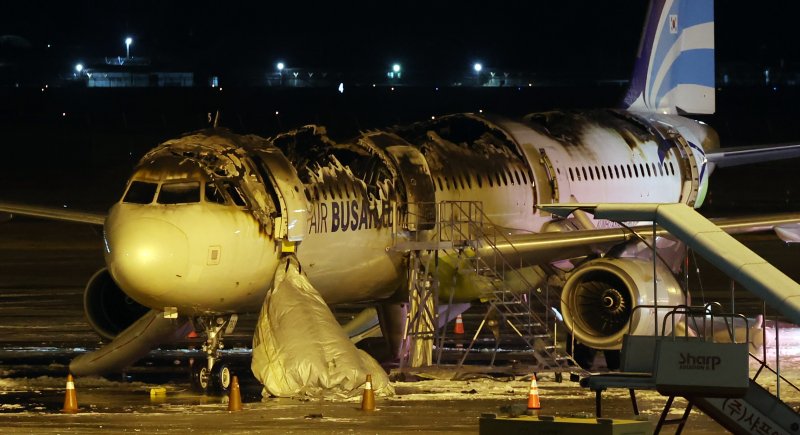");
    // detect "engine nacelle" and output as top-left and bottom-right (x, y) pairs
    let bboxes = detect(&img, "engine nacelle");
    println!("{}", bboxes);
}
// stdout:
(560, 258), (685, 350)
(84, 268), (149, 341)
